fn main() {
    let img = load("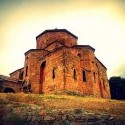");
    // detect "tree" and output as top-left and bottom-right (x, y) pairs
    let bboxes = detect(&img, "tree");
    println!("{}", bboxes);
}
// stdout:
(109, 76), (125, 100)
